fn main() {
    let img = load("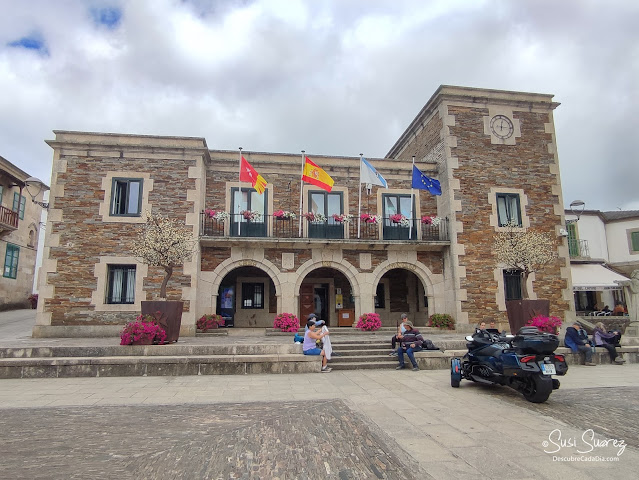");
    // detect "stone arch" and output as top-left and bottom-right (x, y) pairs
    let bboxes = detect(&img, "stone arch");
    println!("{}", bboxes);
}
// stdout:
(209, 256), (282, 297)
(371, 260), (437, 296)
(294, 259), (361, 299)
